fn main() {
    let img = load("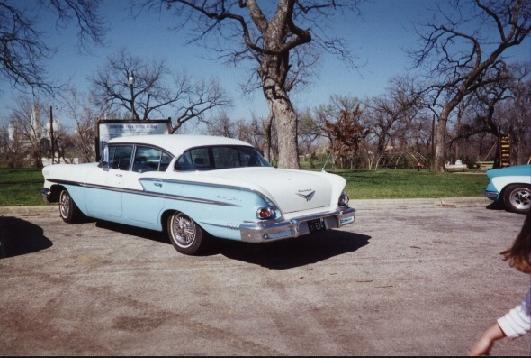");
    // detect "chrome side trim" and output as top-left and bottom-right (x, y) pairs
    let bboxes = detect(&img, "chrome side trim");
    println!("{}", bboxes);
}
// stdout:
(141, 177), (278, 206)
(239, 207), (355, 243)
(47, 179), (238, 207)
(201, 222), (240, 230)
